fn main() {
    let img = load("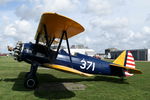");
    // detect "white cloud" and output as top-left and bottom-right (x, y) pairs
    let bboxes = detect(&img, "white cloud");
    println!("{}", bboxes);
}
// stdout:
(15, 4), (42, 21)
(15, 0), (78, 21)
(78, 16), (150, 51)
(90, 17), (128, 32)
(1, 0), (150, 53)
(146, 13), (150, 22)
(0, 18), (36, 52)
(4, 24), (17, 37)
(0, 0), (21, 5)
(88, 17), (129, 43)
(0, 0), (12, 5)
(3, 19), (35, 40)
(43, 0), (76, 12)
(85, 0), (112, 15)
(143, 26), (150, 33)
